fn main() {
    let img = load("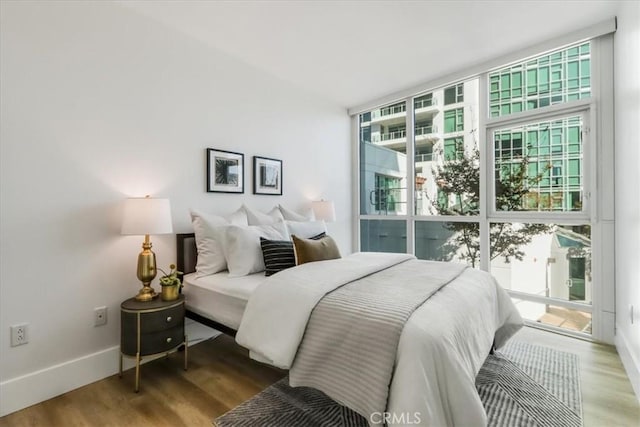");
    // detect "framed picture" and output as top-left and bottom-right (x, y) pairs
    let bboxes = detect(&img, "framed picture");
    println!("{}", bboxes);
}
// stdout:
(253, 156), (282, 195)
(206, 148), (244, 193)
